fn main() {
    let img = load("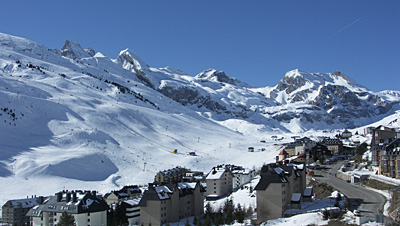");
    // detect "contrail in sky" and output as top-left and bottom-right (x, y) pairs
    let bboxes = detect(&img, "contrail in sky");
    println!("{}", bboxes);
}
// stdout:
(328, 17), (362, 39)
